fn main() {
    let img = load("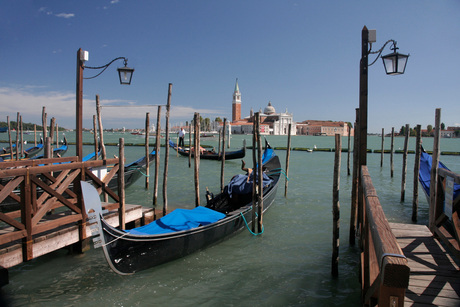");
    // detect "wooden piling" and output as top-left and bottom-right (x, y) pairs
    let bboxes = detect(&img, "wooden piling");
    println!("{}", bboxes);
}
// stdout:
(145, 112), (150, 189)
(152, 106), (161, 220)
(44, 137), (51, 159)
(412, 124), (422, 222)
(284, 123), (291, 197)
(92, 115), (98, 160)
(347, 127), (351, 176)
(400, 124), (410, 202)
(49, 117), (55, 151)
(193, 112), (201, 207)
(350, 108), (359, 245)
(96, 95), (107, 160)
(34, 124), (37, 146)
(42, 107), (47, 150)
(257, 114), (263, 234)
(380, 128), (384, 168)
(429, 109), (441, 231)
(163, 83), (172, 216)
(118, 138), (126, 230)
(7, 116), (13, 160)
(15, 112), (19, 160)
(390, 127), (395, 178)
(55, 122), (58, 146)
(220, 118), (226, 193)
(251, 114), (258, 233)
(20, 116), (24, 158)
(188, 122), (192, 168)
(332, 133), (341, 277)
